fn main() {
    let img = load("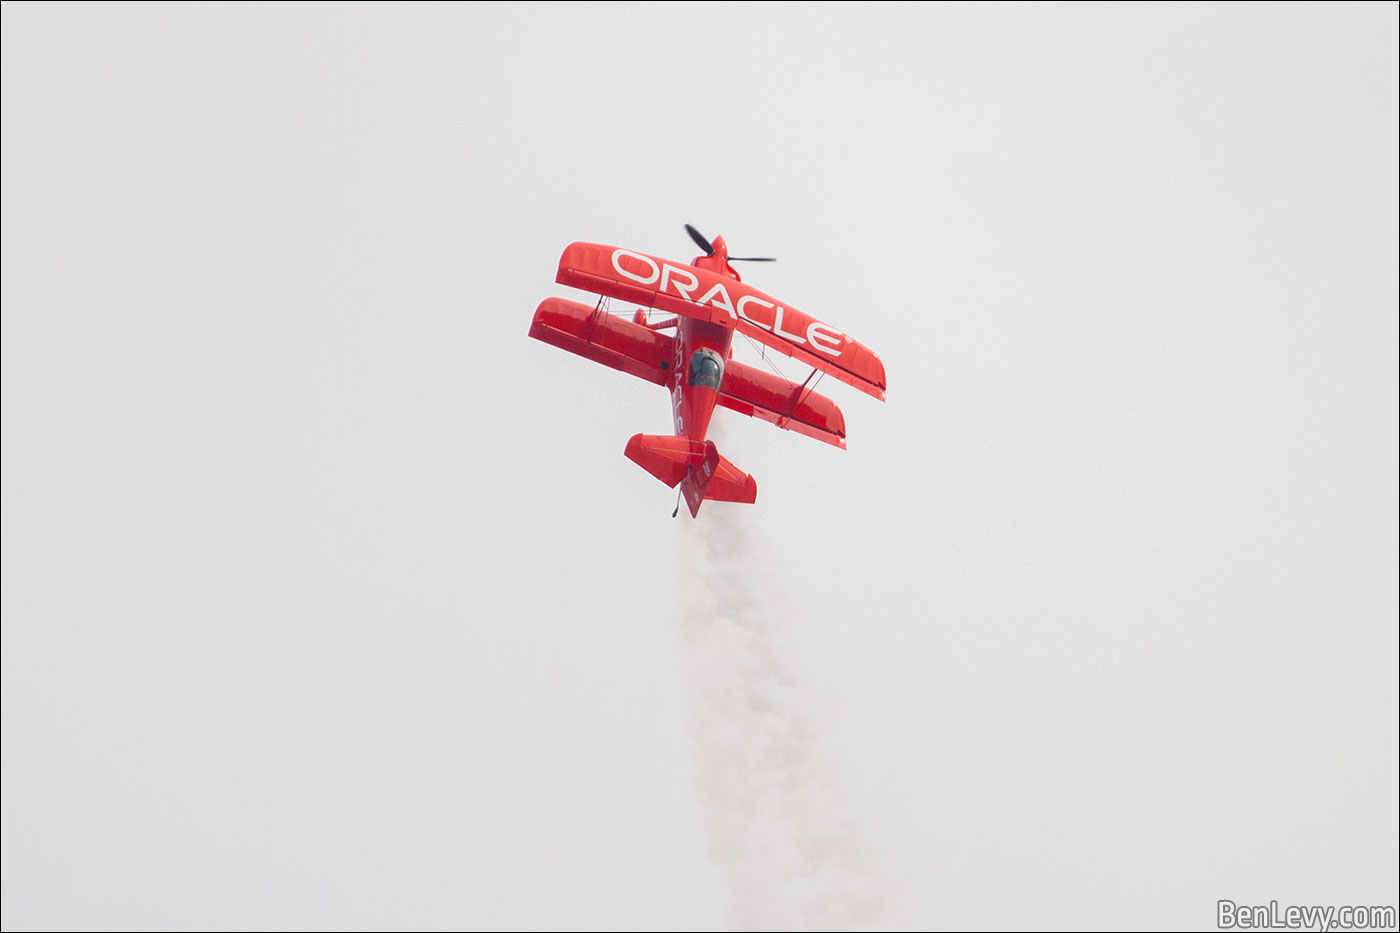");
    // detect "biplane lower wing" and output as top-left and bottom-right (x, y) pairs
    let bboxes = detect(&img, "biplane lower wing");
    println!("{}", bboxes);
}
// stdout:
(717, 360), (847, 449)
(528, 297), (671, 386)
(624, 434), (701, 487)
(702, 451), (758, 504)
